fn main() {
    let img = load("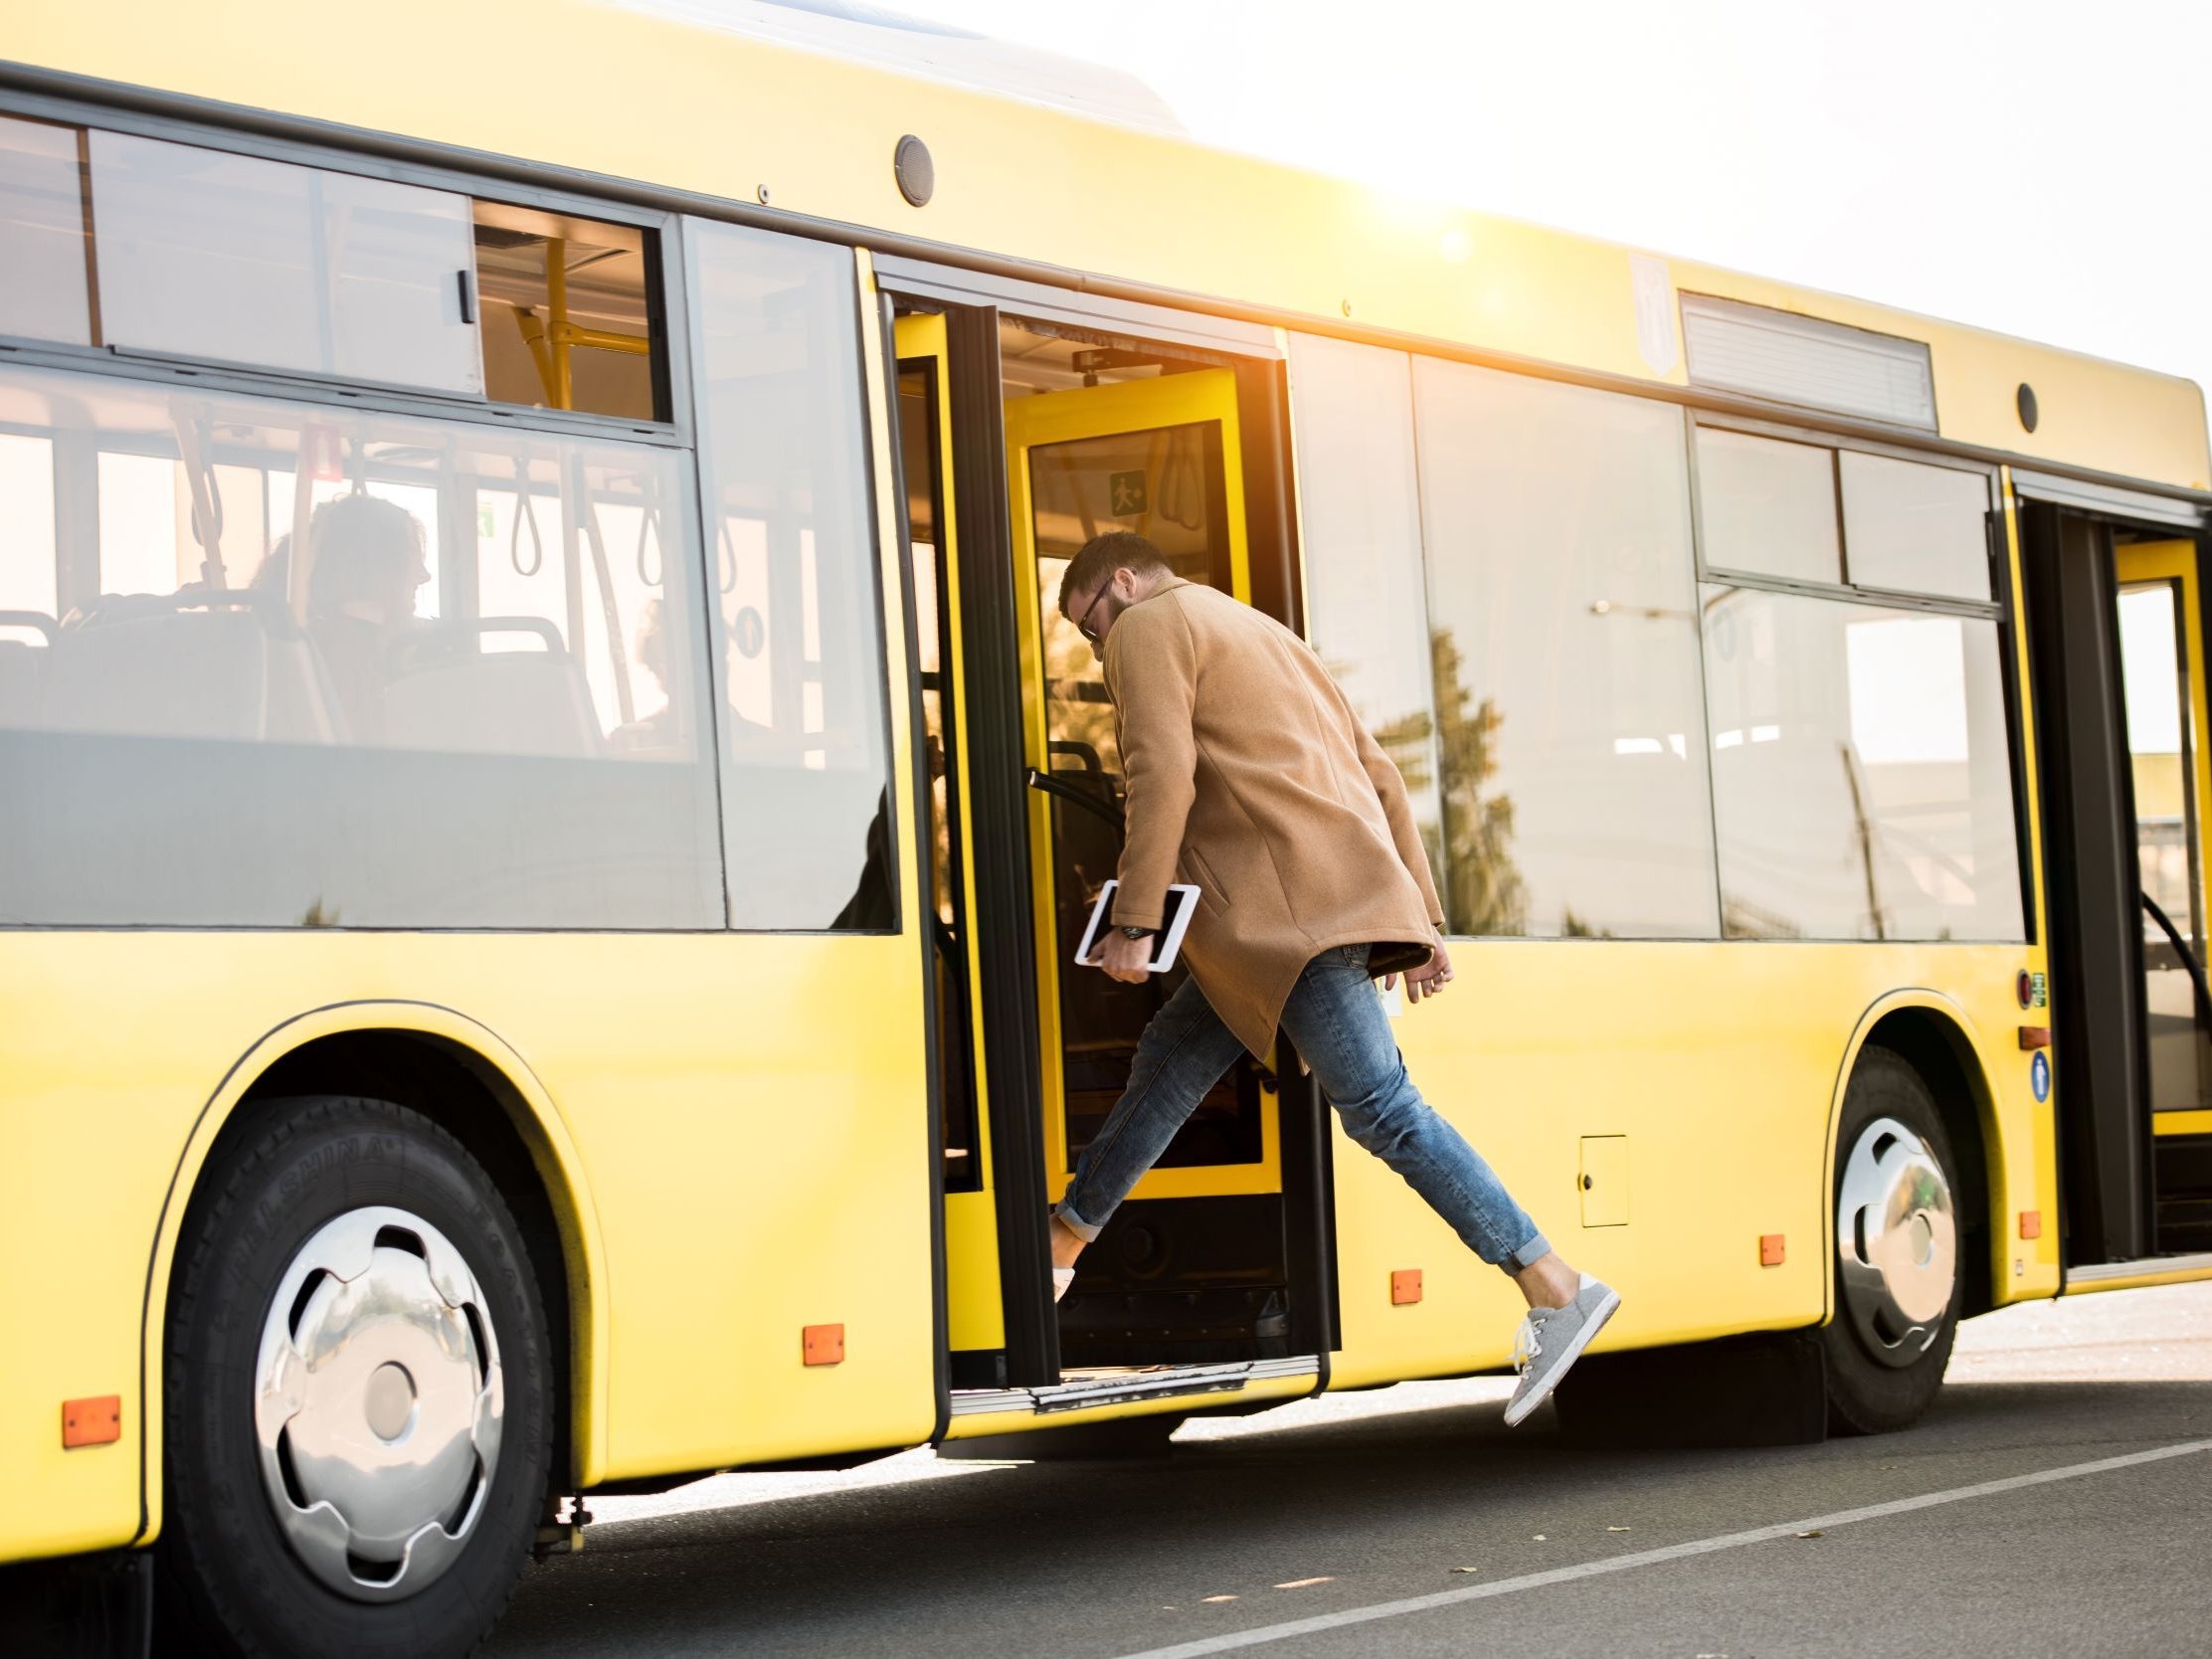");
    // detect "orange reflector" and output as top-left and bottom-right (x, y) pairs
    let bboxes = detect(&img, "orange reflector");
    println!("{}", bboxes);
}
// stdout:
(1389, 1268), (1423, 1306)
(1758, 1233), (1786, 1266)
(2018, 1026), (2052, 1049)
(802, 1324), (844, 1367)
(63, 1395), (120, 1449)
(2020, 1209), (2044, 1240)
